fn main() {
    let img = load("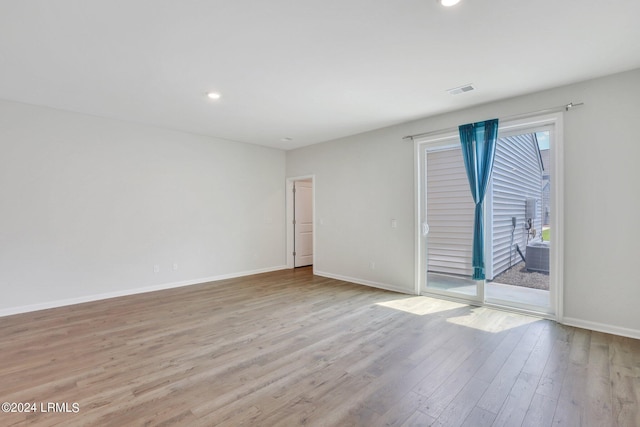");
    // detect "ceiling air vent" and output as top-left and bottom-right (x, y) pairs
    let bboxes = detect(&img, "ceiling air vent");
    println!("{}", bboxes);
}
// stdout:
(447, 84), (475, 95)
